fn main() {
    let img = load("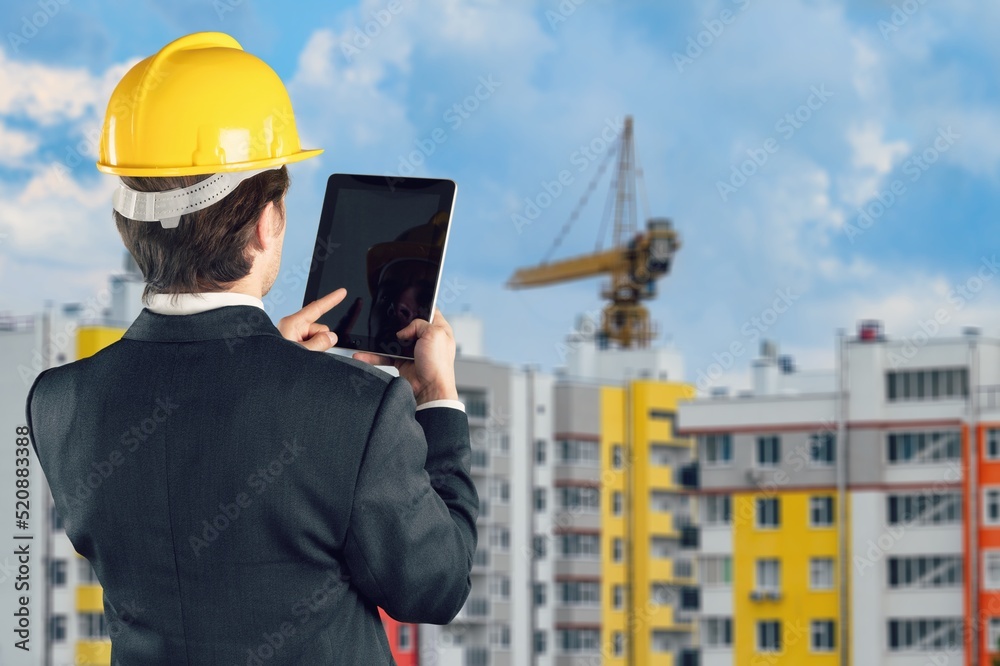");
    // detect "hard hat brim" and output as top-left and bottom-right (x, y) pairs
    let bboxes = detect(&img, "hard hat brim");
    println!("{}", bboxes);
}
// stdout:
(96, 148), (324, 177)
